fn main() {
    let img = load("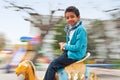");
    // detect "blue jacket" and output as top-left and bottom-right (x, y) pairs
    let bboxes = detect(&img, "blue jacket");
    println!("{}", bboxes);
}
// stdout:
(64, 21), (87, 60)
